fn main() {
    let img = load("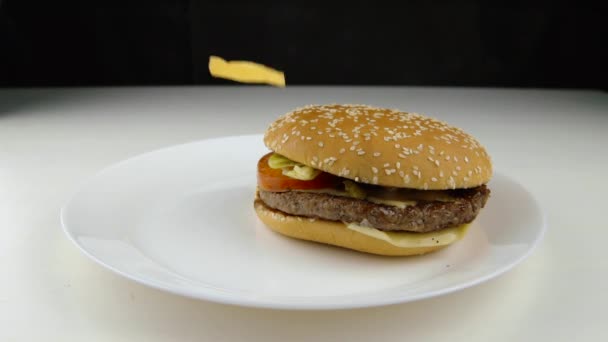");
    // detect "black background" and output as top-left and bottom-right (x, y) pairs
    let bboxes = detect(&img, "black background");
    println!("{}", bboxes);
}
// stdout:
(1, 1), (606, 89)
